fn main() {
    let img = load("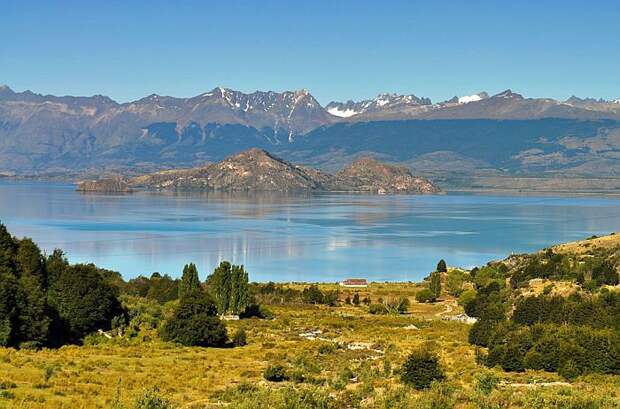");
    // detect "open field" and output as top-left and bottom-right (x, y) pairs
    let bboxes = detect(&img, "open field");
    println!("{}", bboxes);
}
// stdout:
(1, 282), (619, 409)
